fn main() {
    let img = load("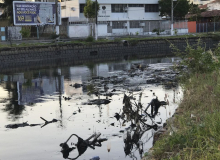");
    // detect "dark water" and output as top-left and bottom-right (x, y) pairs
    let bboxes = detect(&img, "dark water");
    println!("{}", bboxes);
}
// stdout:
(0, 57), (182, 160)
